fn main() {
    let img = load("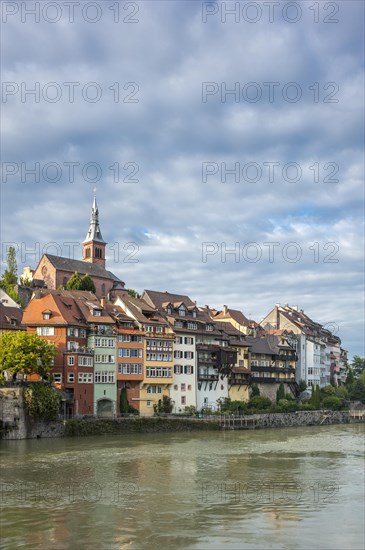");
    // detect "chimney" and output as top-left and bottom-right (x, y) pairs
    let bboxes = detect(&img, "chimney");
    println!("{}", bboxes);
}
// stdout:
(223, 305), (228, 315)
